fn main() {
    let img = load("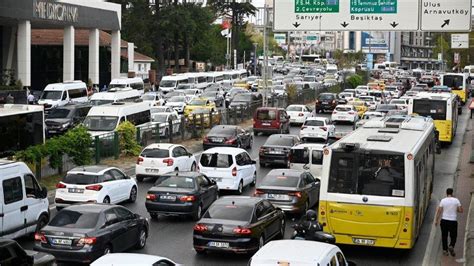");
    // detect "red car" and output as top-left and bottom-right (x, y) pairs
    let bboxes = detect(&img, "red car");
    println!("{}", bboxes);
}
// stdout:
(253, 107), (290, 135)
